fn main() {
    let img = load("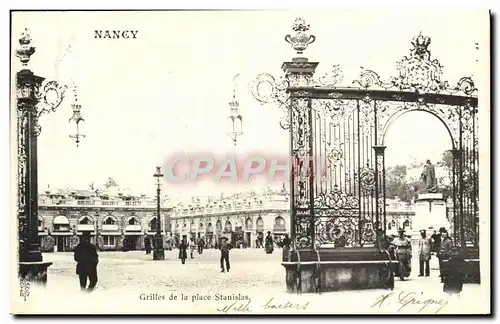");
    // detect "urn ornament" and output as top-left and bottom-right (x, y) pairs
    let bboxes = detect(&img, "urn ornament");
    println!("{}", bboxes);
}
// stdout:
(285, 17), (316, 55)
